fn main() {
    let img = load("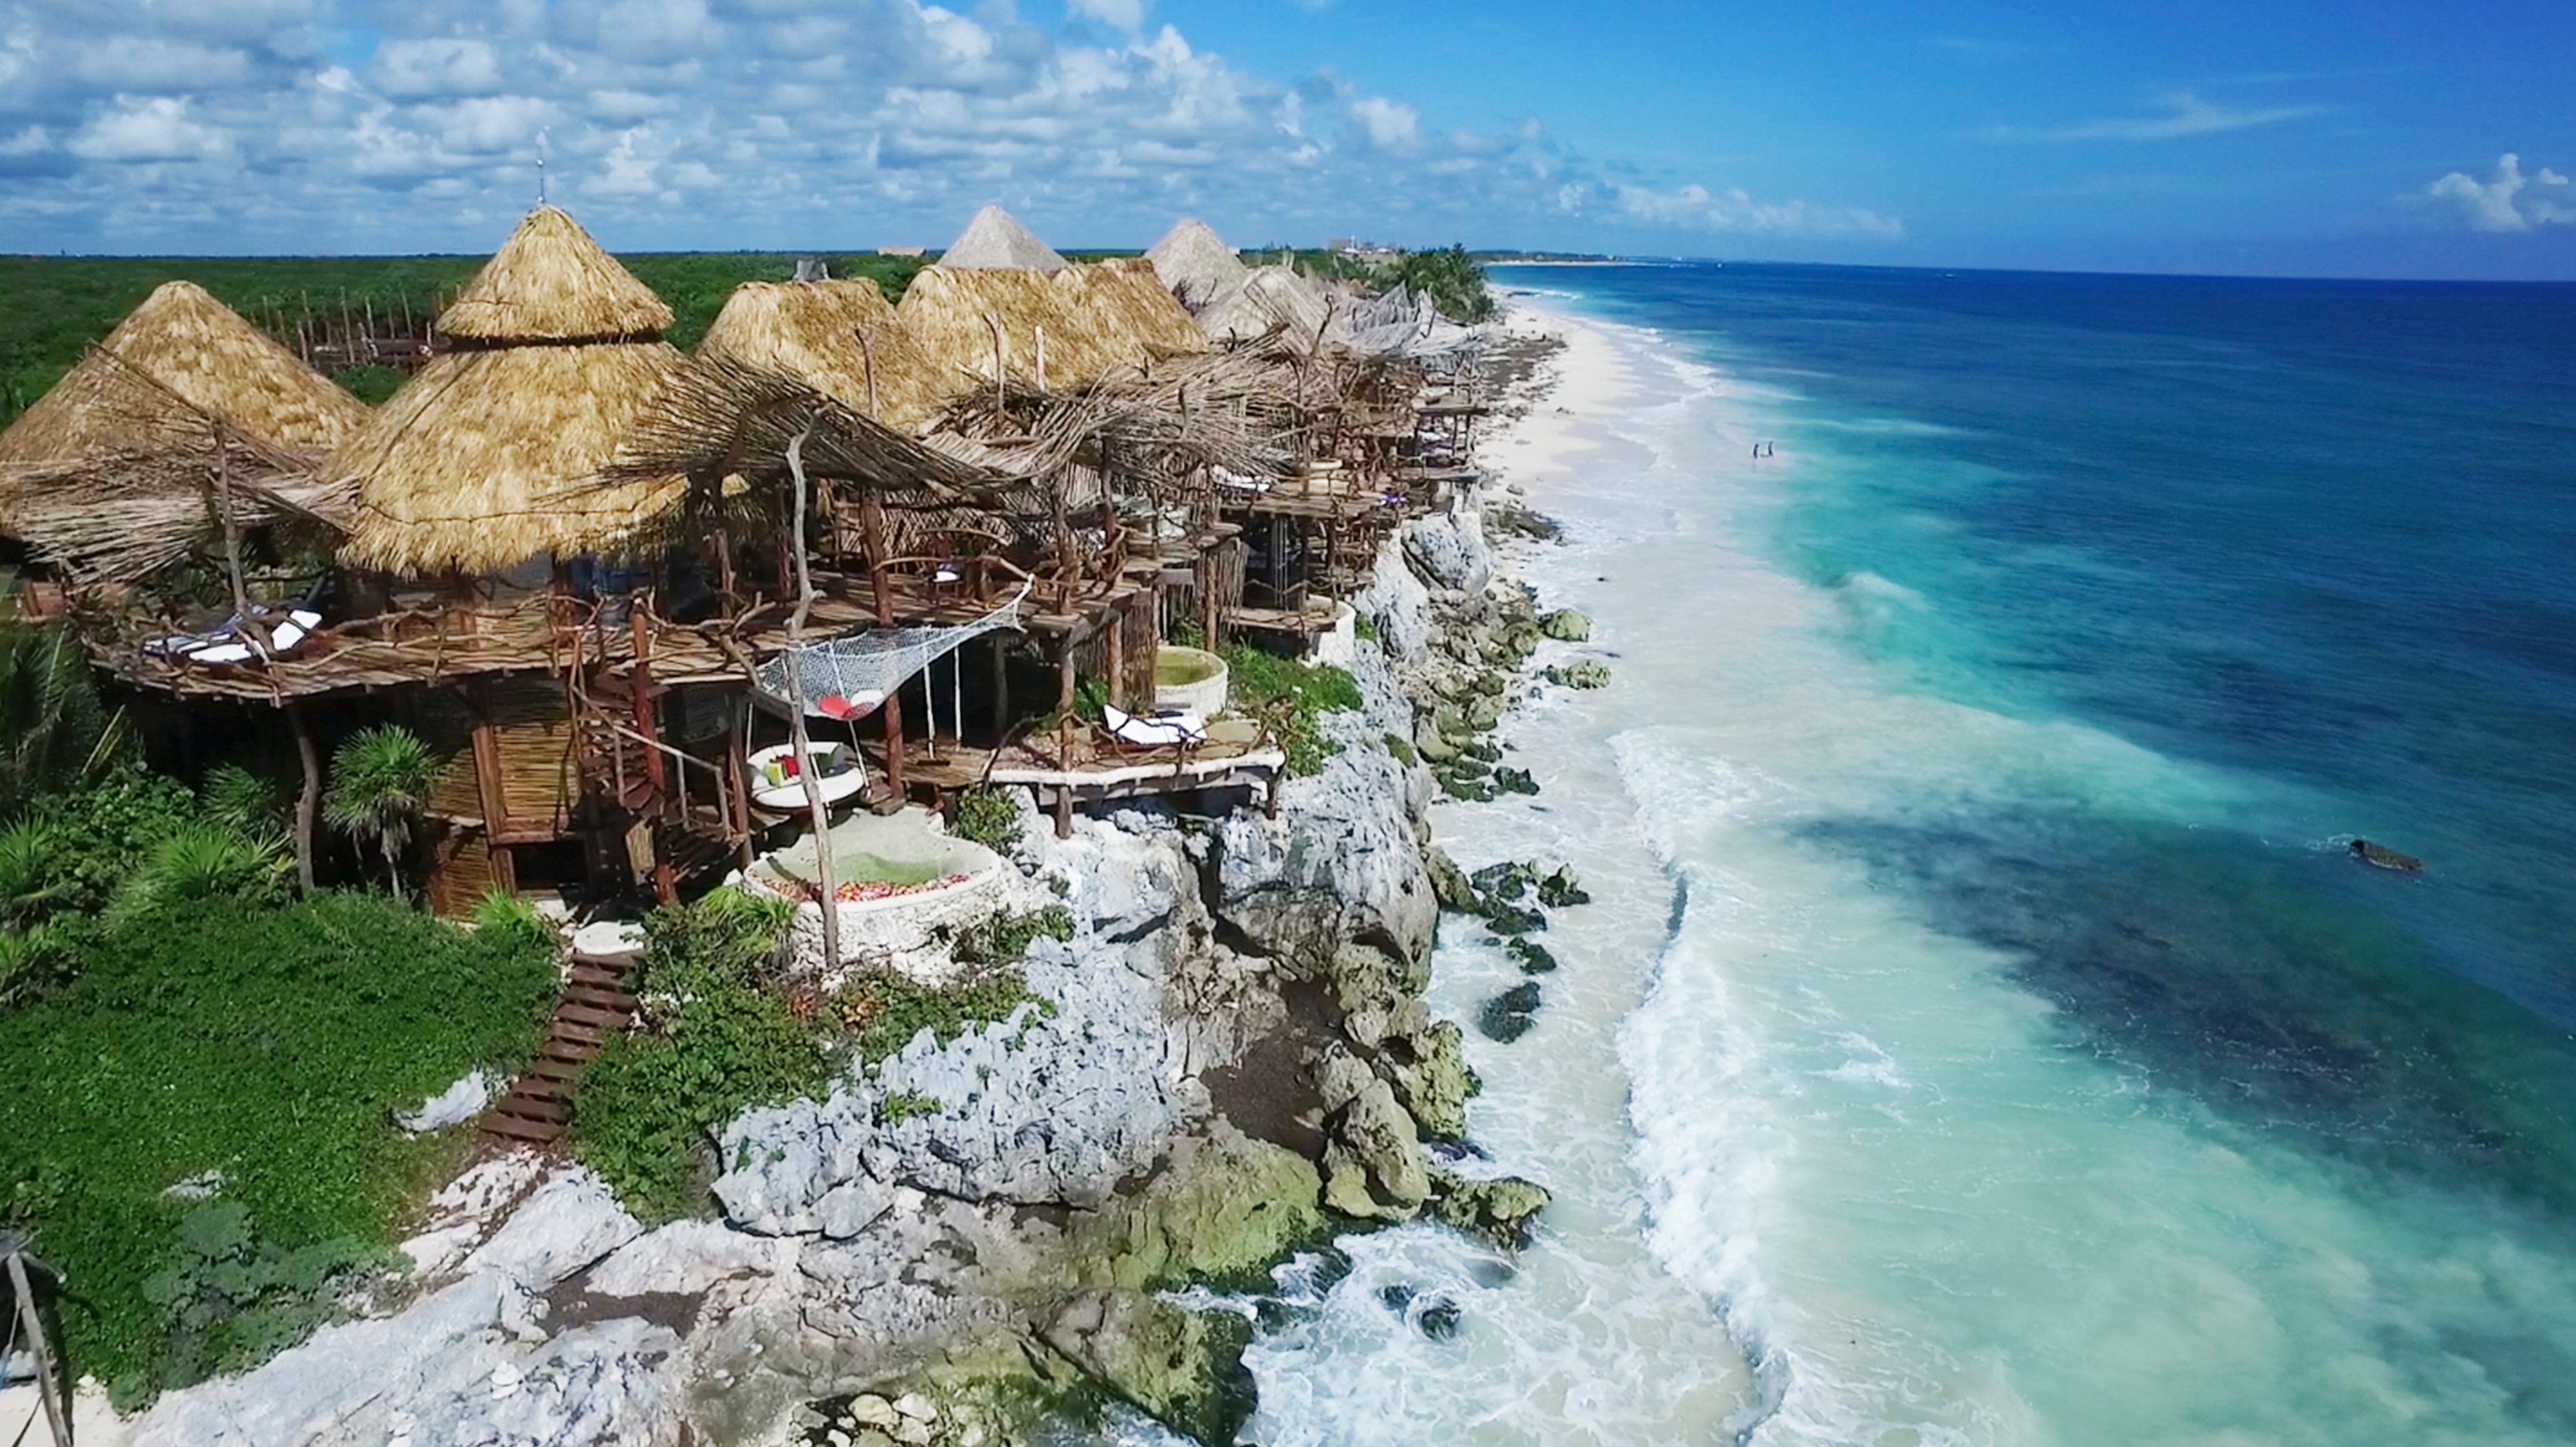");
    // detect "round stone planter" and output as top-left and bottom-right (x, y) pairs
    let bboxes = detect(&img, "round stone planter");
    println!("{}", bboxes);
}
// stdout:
(1153, 645), (1229, 716)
